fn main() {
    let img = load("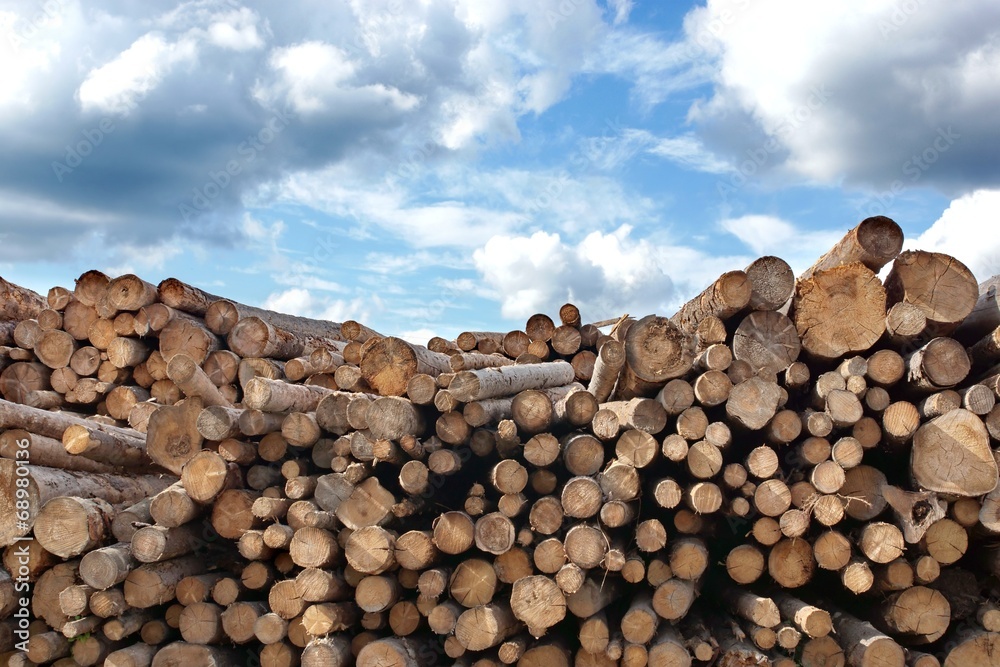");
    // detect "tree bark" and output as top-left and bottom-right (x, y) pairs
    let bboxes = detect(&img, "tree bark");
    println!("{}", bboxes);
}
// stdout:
(799, 216), (903, 281)
(671, 270), (752, 336)
(450, 361), (575, 402)
(0, 276), (46, 321)
(166, 354), (233, 408)
(0, 461), (174, 545)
